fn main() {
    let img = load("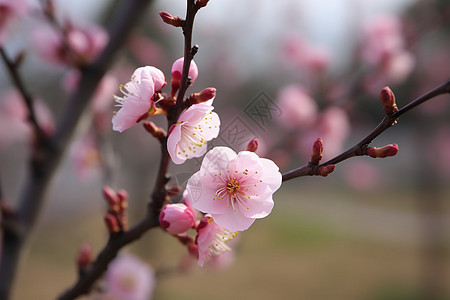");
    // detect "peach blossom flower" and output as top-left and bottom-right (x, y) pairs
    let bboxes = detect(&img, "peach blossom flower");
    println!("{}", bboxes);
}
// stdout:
(100, 254), (155, 300)
(0, 0), (28, 45)
(112, 66), (166, 132)
(171, 57), (198, 96)
(167, 102), (220, 164)
(186, 147), (282, 232)
(276, 84), (318, 129)
(195, 214), (237, 267)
